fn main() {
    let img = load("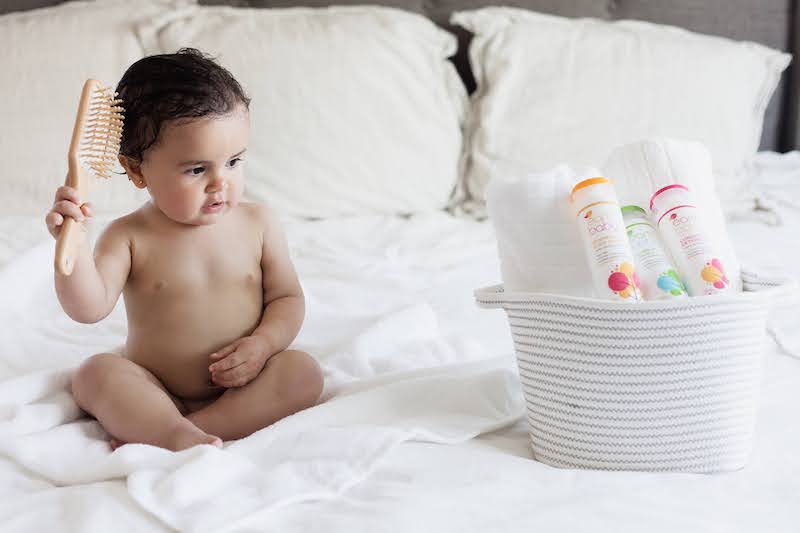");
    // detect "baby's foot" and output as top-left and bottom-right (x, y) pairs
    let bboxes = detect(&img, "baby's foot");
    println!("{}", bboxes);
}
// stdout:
(165, 420), (223, 451)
